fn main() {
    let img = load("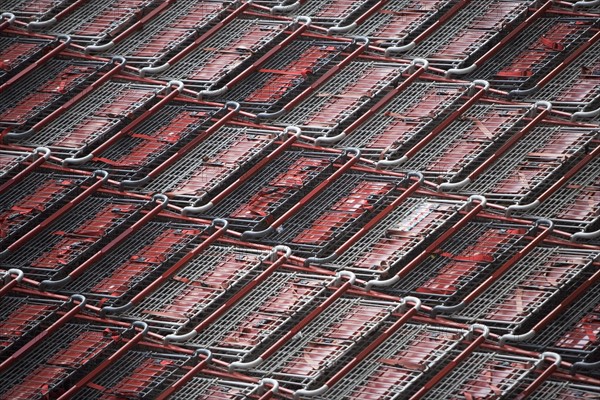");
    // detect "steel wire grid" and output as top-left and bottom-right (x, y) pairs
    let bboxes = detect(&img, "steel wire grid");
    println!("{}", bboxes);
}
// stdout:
(0, 60), (103, 129)
(394, 222), (527, 304)
(274, 62), (404, 136)
(221, 40), (346, 111)
(2, 196), (144, 281)
(473, 17), (598, 91)
(61, 222), (203, 303)
(186, 272), (326, 359)
(206, 150), (340, 231)
(0, 296), (63, 358)
(257, 174), (397, 256)
(534, 39), (600, 114)
(405, 0), (532, 69)
(336, 82), (465, 157)
(464, 126), (597, 204)
(454, 248), (597, 334)
(46, 0), (161, 47)
(527, 380), (600, 399)
(531, 156), (600, 231)
(72, 350), (186, 399)
(144, 127), (277, 205)
(120, 246), (269, 332)
(86, 104), (216, 181)
(0, 172), (87, 247)
(528, 274), (600, 360)
(168, 377), (256, 399)
(332, 198), (463, 280)
(0, 151), (32, 181)
(421, 351), (539, 399)
(257, 298), (394, 388)
(402, 105), (527, 180)
(319, 323), (470, 400)
(0, 36), (52, 83)
(16, 82), (159, 157)
(0, 323), (120, 399)
(351, 0), (454, 48)
(160, 19), (287, 90)
(108, 0), (227, 67)
(0, 0), (71, 21)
